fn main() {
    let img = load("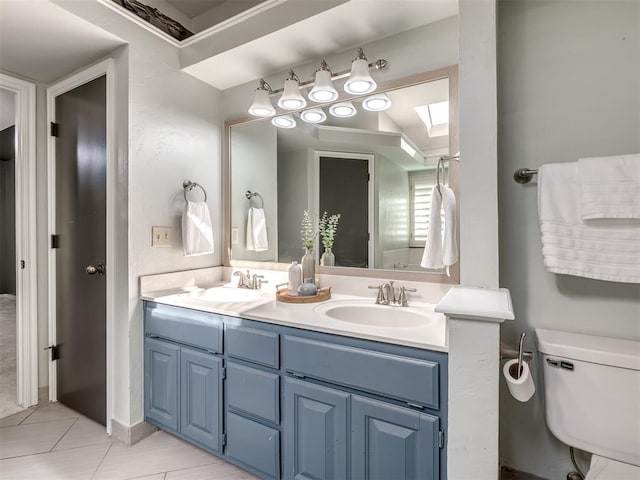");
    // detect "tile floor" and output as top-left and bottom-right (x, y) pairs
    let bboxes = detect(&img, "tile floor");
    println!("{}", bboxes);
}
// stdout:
(0, 400), (259, 480)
